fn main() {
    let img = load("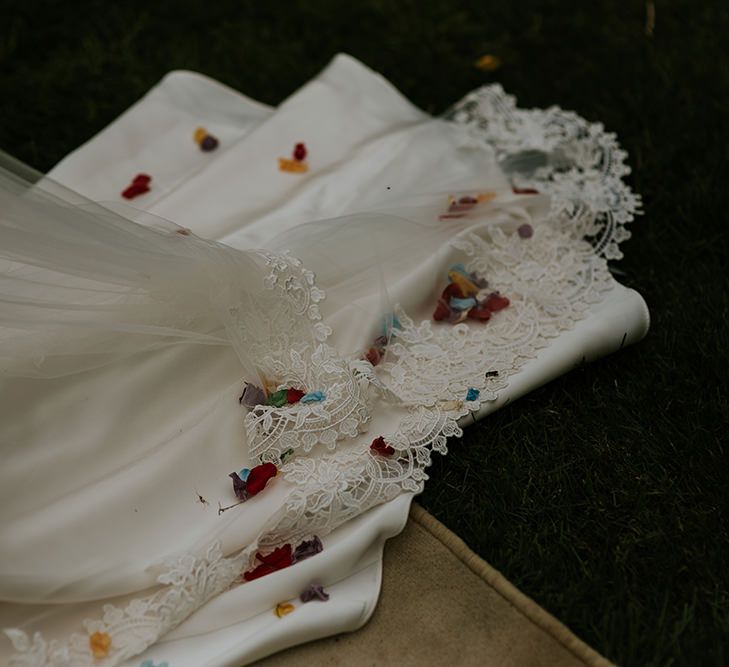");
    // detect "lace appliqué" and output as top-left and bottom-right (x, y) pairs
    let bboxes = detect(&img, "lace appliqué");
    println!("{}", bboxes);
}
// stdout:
(5, 543), (250, 667)
(225, 250), (331, 367)
(445, 84), (642, 260)
(246, 345), (371, 463)
(379, 224), (609, 408)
